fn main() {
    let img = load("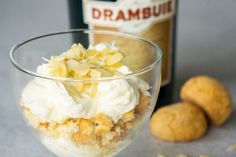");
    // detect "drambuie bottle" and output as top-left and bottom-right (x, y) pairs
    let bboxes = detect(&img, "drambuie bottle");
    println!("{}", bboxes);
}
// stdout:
(68, 0), (178, 109)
